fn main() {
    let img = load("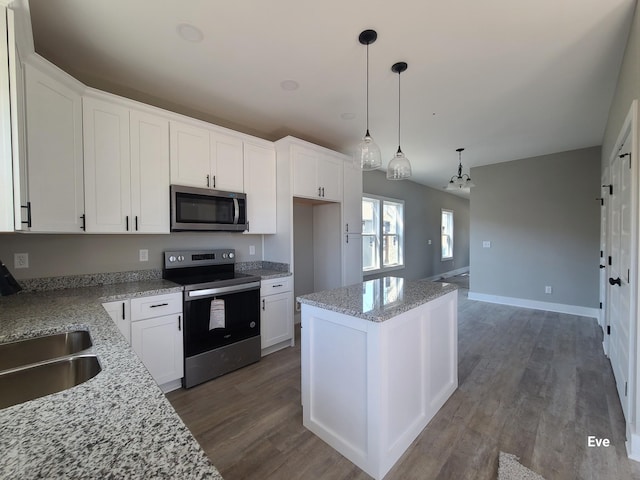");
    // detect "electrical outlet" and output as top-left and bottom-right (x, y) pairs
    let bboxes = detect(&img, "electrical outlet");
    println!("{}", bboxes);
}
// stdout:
(428, 239), (432, 245)
(14, 253), (29, 269)
(483, 241), (491, 248)
(545, 286), (552, 294)
(139, 249), (149, 262)
(249, 245), (255, 256)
